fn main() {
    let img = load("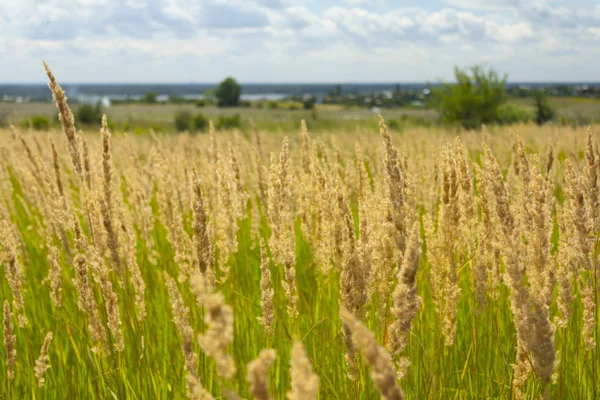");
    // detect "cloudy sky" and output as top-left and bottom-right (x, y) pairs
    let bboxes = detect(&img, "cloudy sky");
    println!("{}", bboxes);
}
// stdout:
(1, 0), (599, 83)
